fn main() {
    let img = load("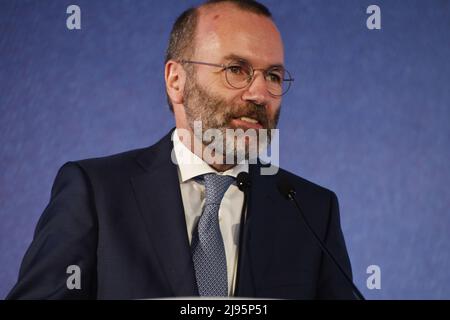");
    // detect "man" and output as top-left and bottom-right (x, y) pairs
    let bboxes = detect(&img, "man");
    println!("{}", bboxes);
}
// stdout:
(7, 0), (354, 299)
